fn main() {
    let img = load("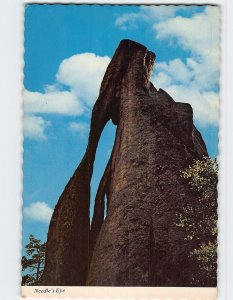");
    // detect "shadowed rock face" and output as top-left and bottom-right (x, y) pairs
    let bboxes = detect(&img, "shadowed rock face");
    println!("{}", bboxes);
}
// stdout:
(41, 39), (209, 287)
